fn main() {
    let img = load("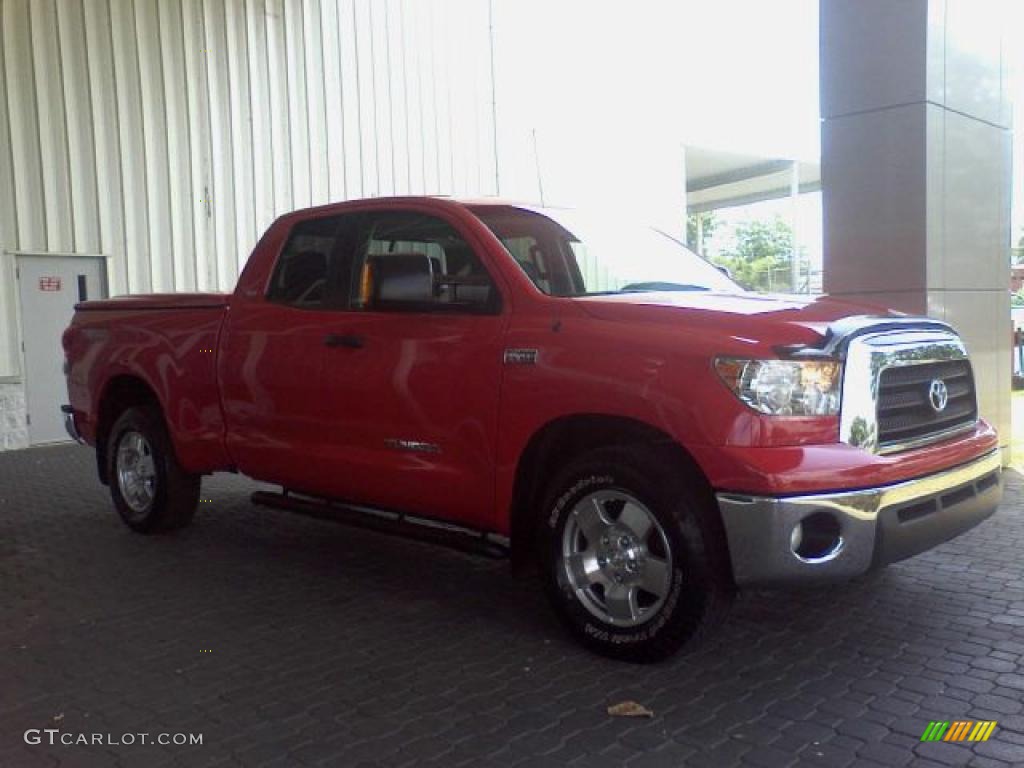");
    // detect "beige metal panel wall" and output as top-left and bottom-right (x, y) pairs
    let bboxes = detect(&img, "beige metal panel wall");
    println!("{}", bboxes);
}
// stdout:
(83, 0), (128, 295)
(247, 0), (276, 237)
(31, 0), (74, 253)
(0, 2), (18, 378)
(3, 0), (46, 258)
(159, 0), (197, 292)
(110, 0), (153, 293)
(57, 0), (101, 257)
(0, 0), (499, 389)
(182, 0), (215, 291)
